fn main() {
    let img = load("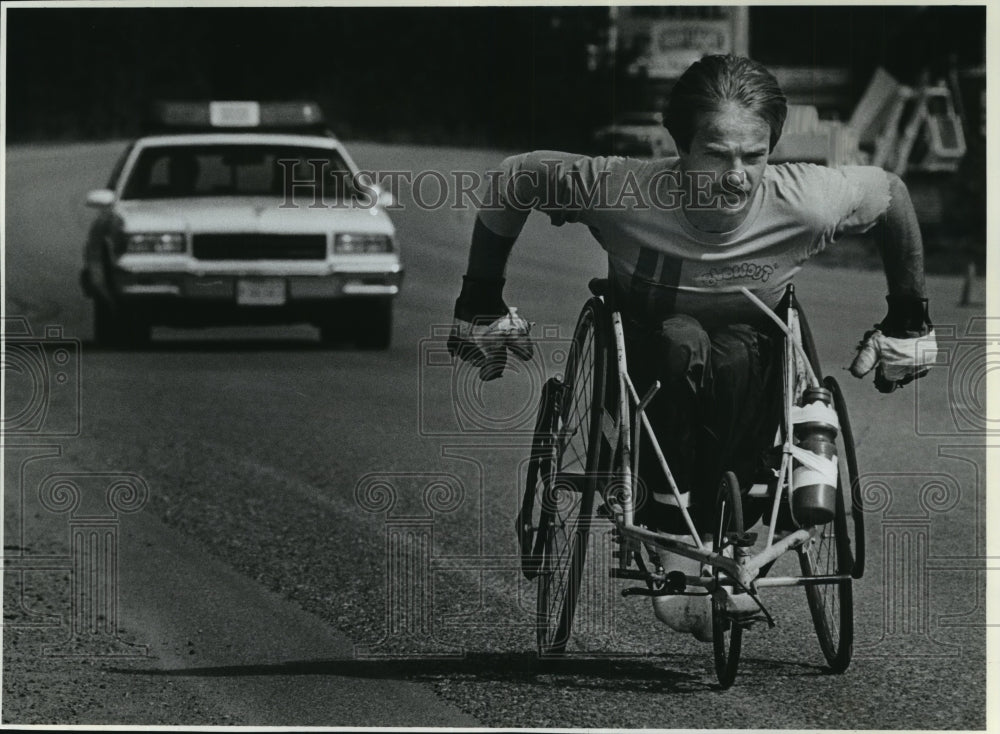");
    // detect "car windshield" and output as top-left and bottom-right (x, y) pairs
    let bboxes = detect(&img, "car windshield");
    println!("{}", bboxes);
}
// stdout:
(121, 144), (356, 200)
